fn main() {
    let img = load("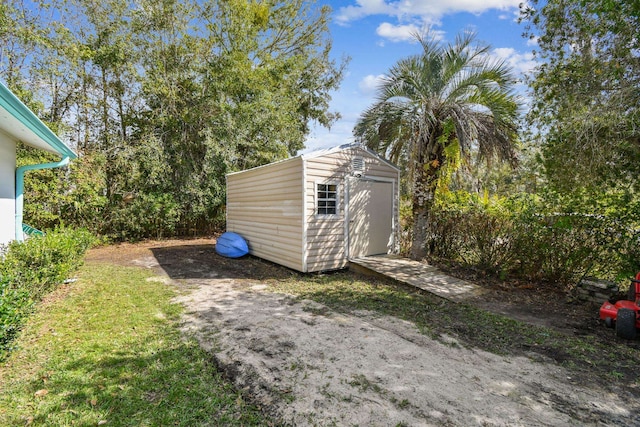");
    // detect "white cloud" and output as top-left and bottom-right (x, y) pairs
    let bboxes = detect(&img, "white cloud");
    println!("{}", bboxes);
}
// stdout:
(336, 0), (394, 24)
(358, 74), (386, 94)
(375, 22), (446, 43)
(492, 47), (537, 75)
(336, 0), (522, 24)
(526, 36), (539, 47)
(485, 48), (536, 109)
(376, 22), (420, 42)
